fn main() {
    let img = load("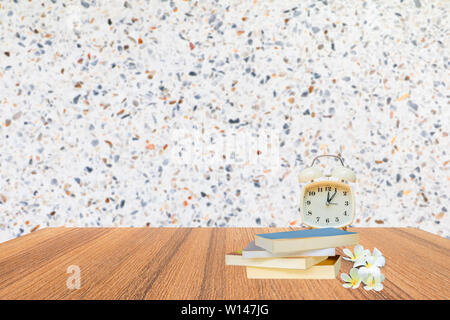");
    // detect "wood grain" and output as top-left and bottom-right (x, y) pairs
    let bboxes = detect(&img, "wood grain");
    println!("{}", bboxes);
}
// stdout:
(0, 227), (448, 300)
